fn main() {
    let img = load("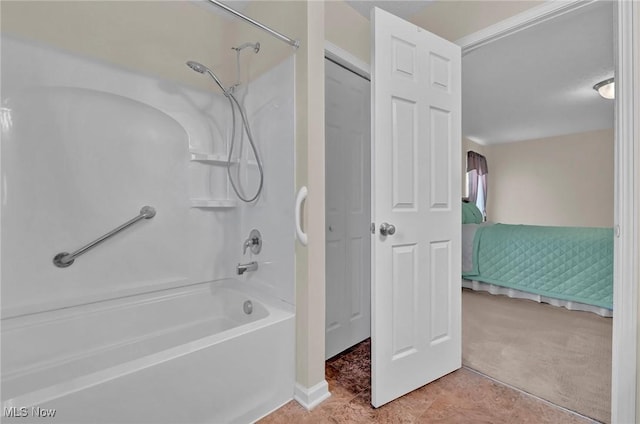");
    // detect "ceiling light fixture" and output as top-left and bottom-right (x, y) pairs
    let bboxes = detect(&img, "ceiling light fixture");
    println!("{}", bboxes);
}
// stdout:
(593, 77), (615, 99)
